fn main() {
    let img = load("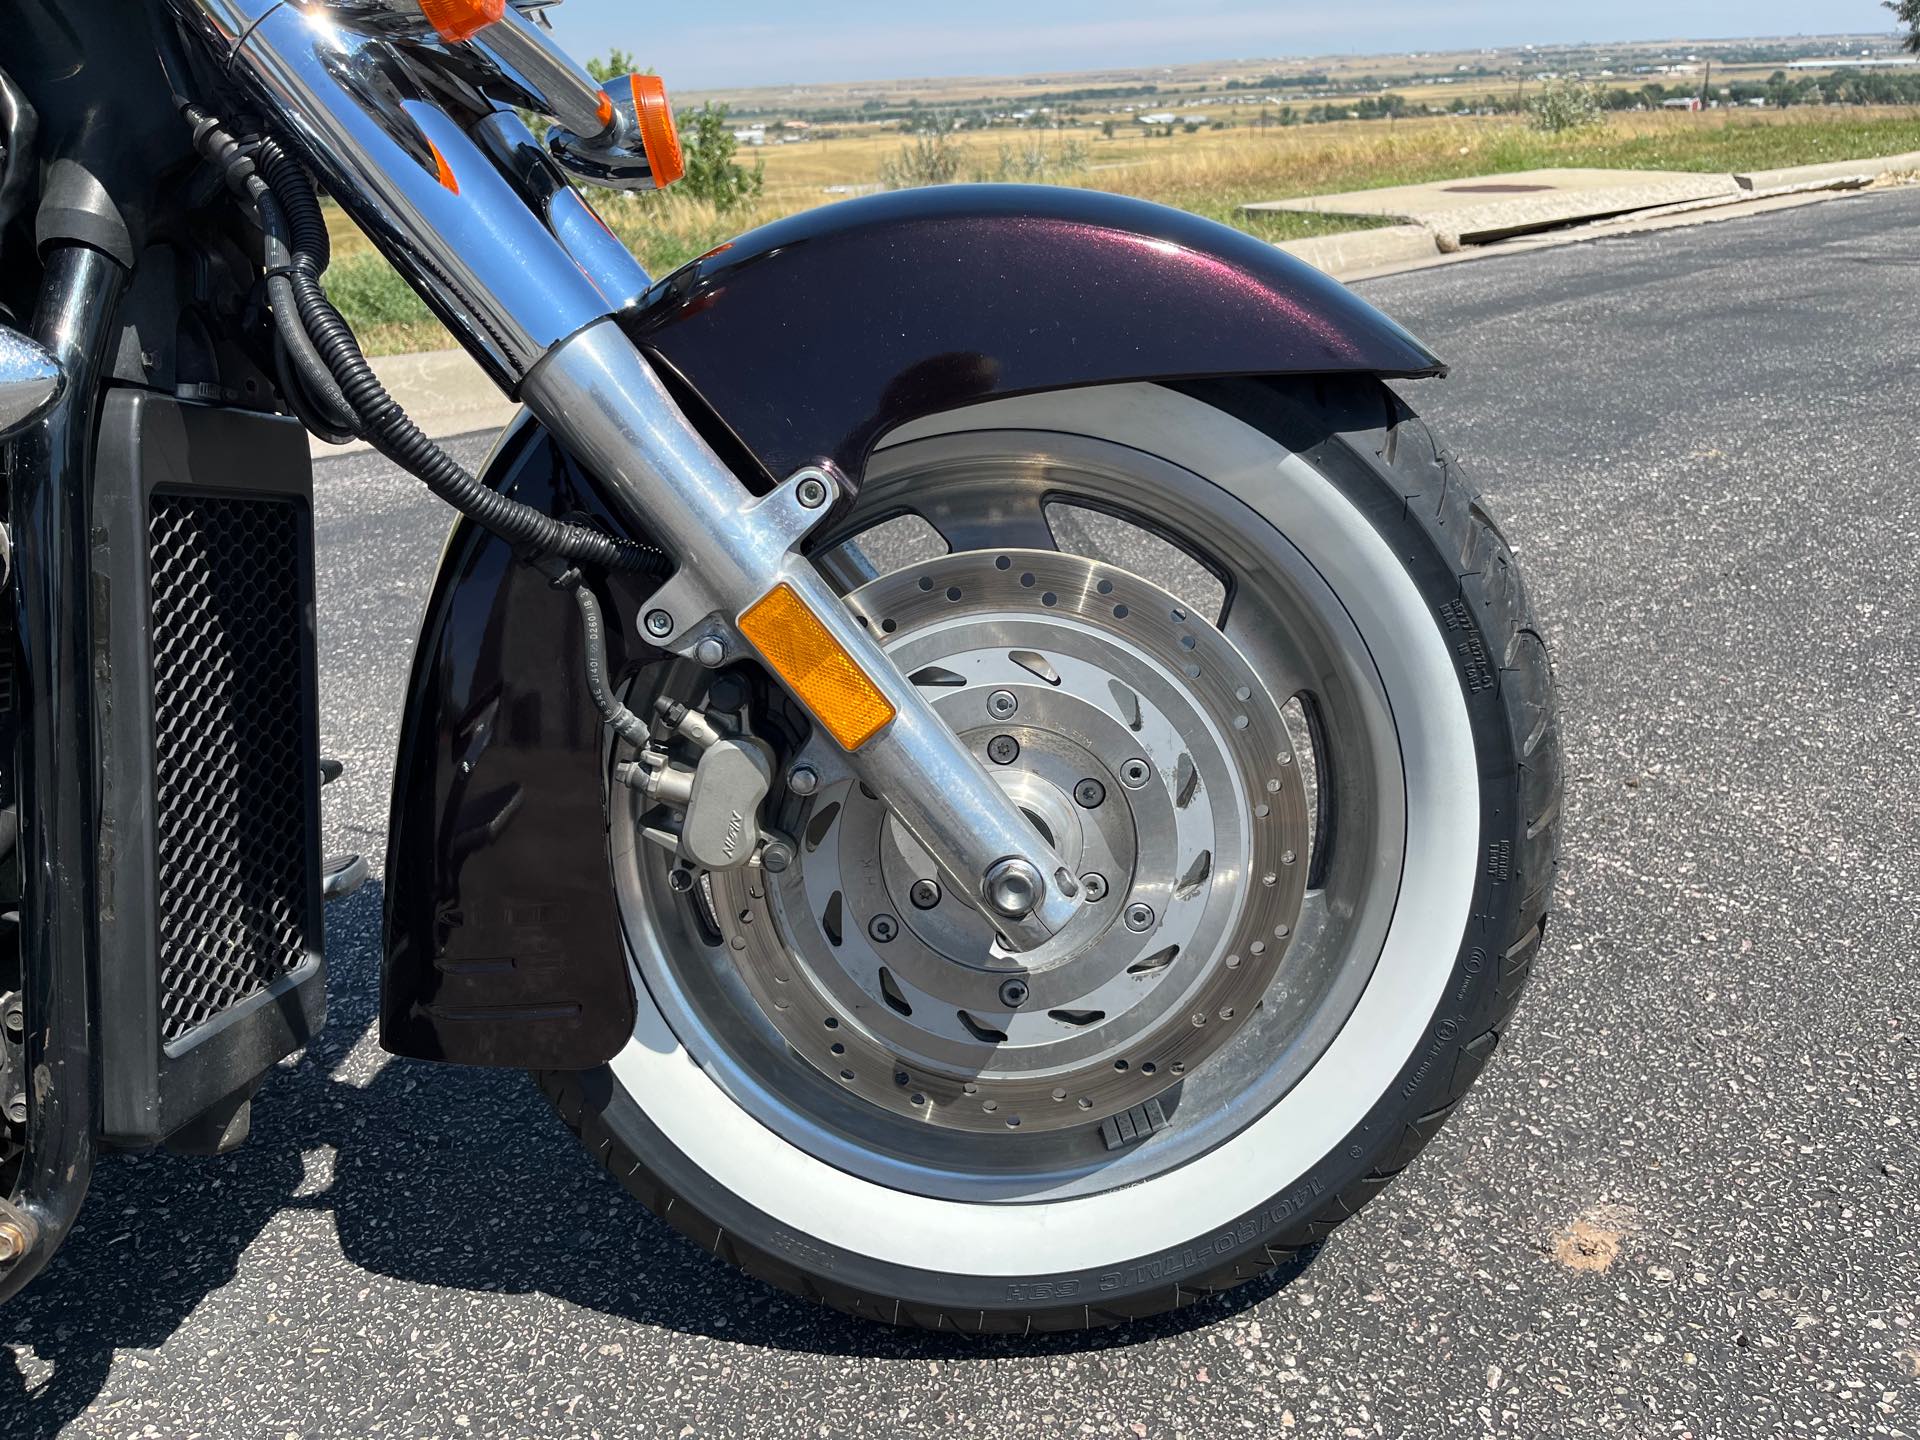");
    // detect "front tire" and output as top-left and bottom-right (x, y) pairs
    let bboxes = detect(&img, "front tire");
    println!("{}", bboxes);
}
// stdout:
(542, 377), (1559, 1331)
